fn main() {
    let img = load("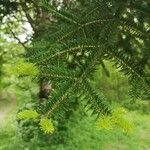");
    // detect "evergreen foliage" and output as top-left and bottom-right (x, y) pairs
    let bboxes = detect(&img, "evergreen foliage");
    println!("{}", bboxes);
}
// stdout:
(12, 61), (39, 77)
(17, 110), (39, 120)
(1, 0), (150, 134)
(97, 107), (134, 134)
(39, 118), (55, 134)
(26, 0), (149, 112)
(15, 0), (150, 133)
